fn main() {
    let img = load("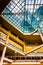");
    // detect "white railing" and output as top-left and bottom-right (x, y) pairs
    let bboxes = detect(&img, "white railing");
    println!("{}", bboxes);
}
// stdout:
(0, 38), (24, 55)
(6, 55), (43, 61)
(7, 42), (24, 53)
(0, 31), (24, 55)
(0, 31), (7, 41)
(27, 52), (43, 56)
